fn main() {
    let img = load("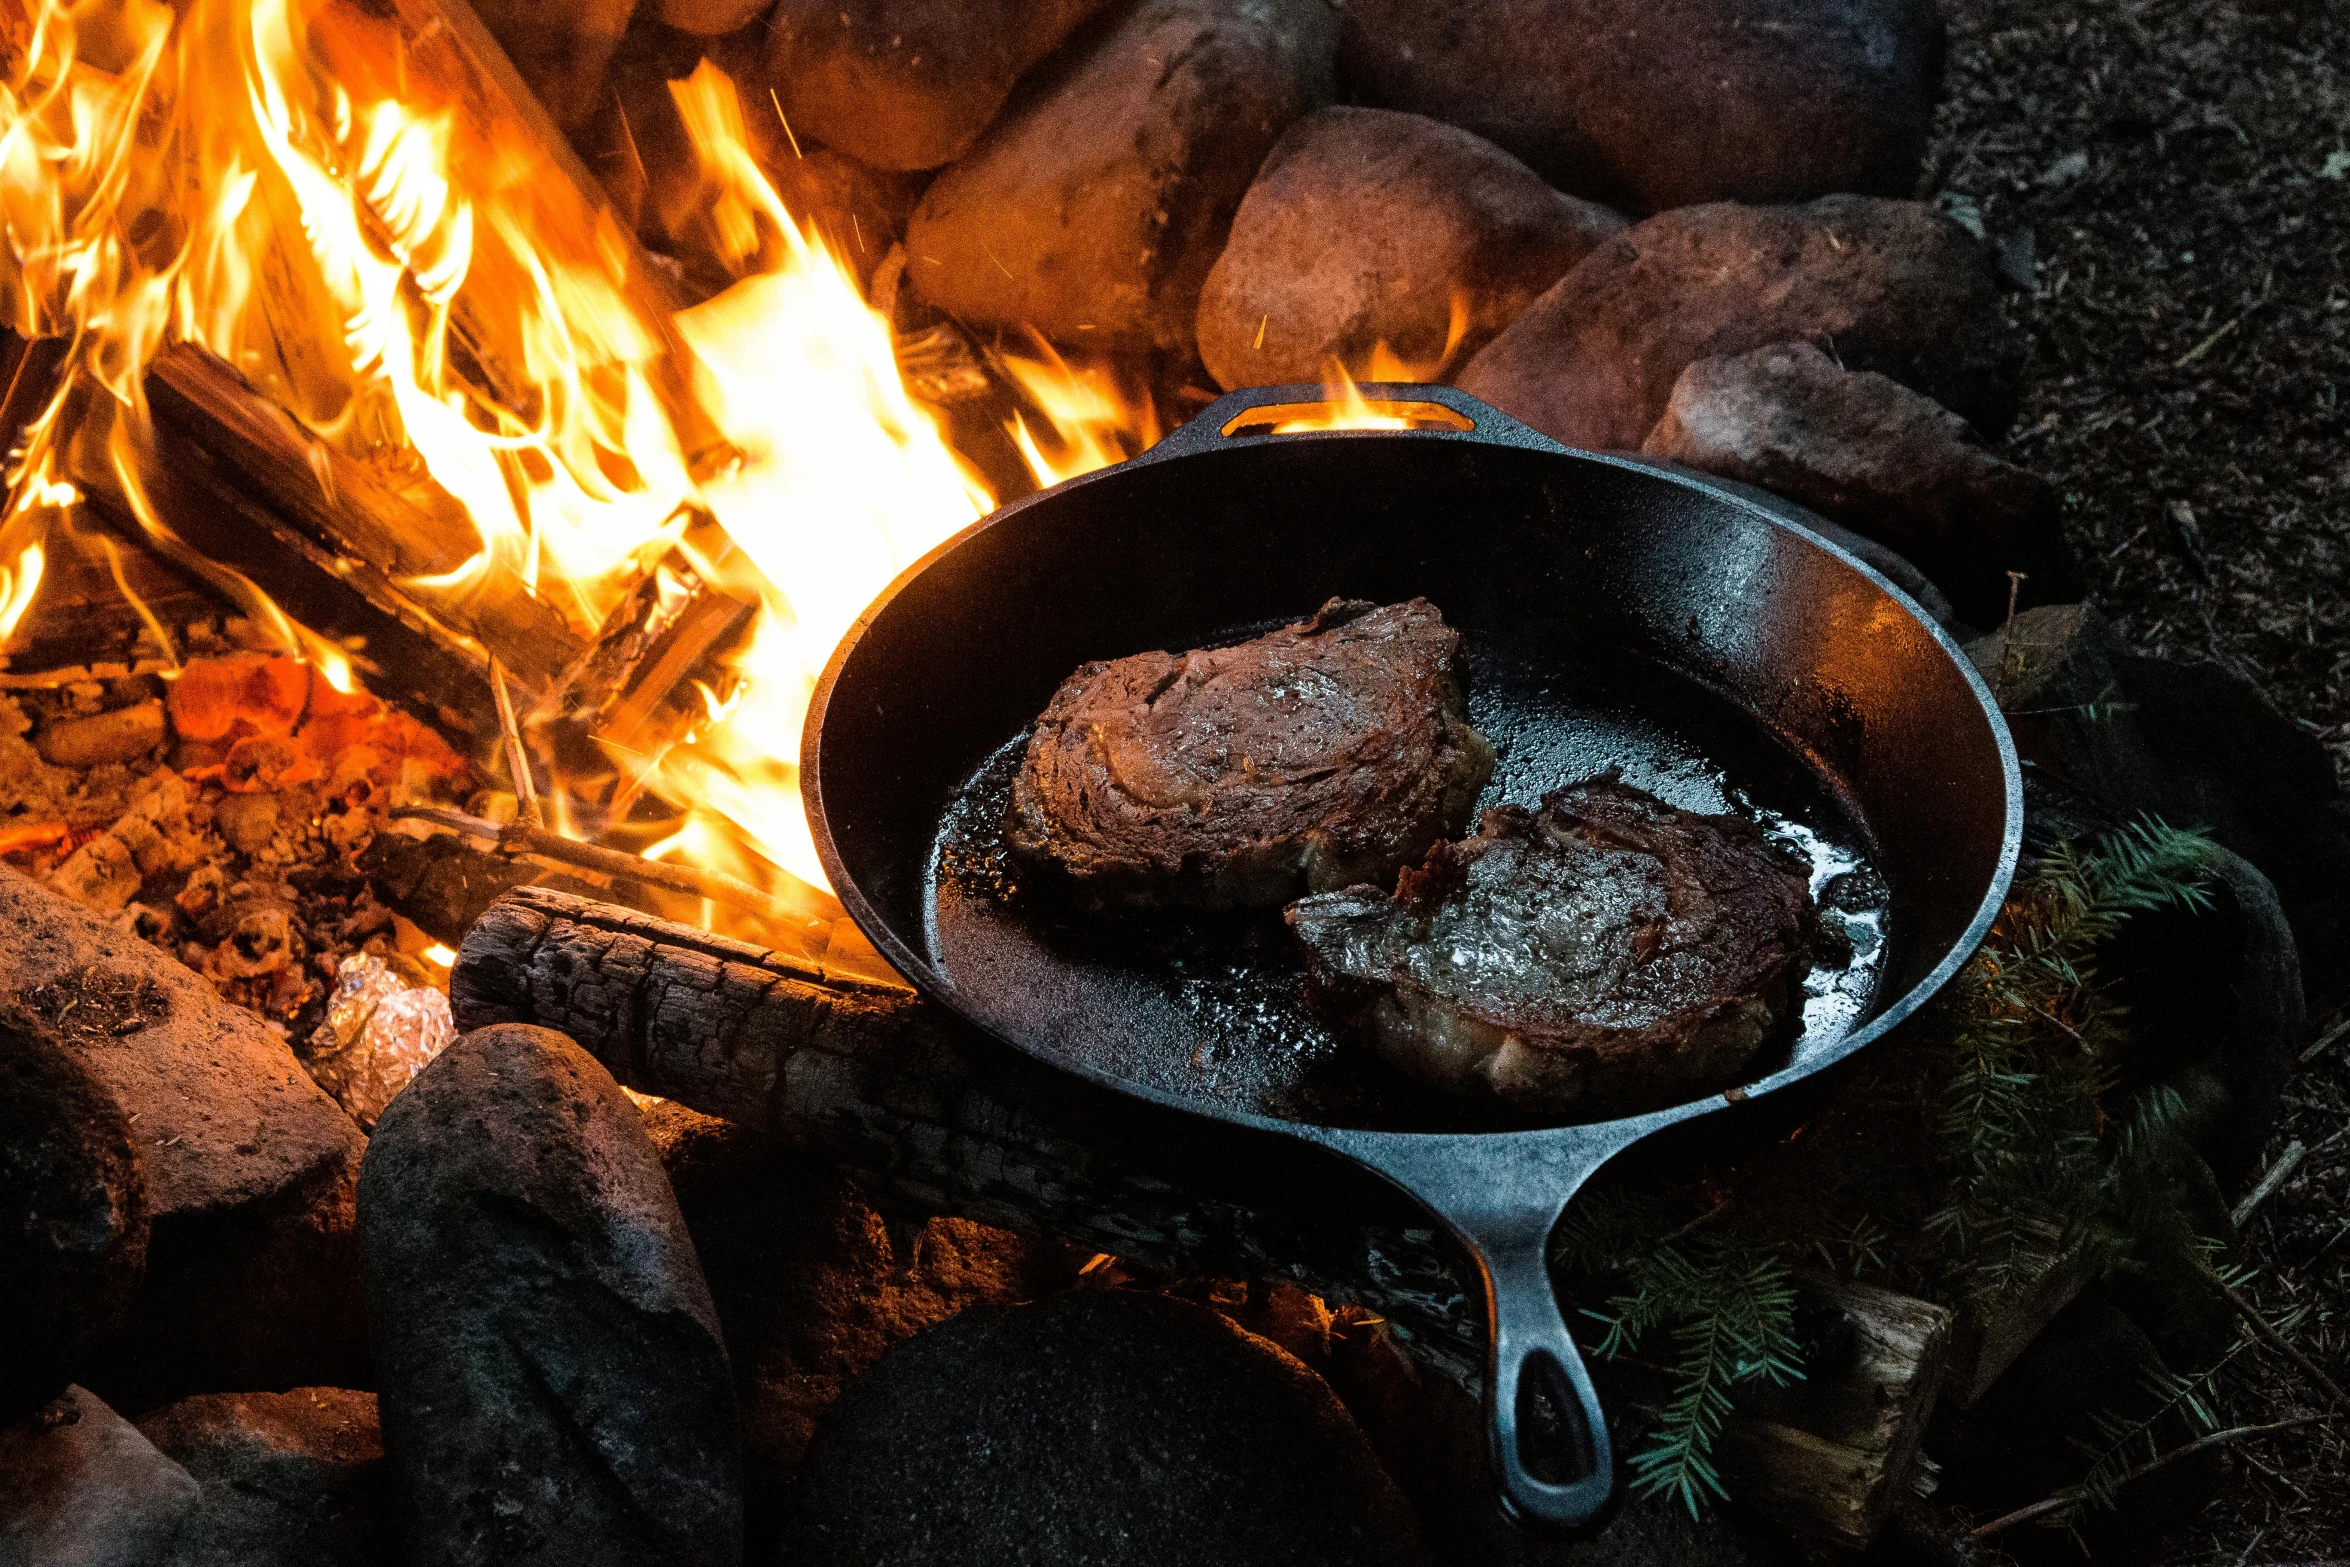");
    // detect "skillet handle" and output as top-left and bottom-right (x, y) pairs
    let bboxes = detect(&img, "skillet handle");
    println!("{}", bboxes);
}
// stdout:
(1135, 382), (1565, 461)
(1456, 1196), (1616, 1528)
(1321, 1122), (1657, 1530)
